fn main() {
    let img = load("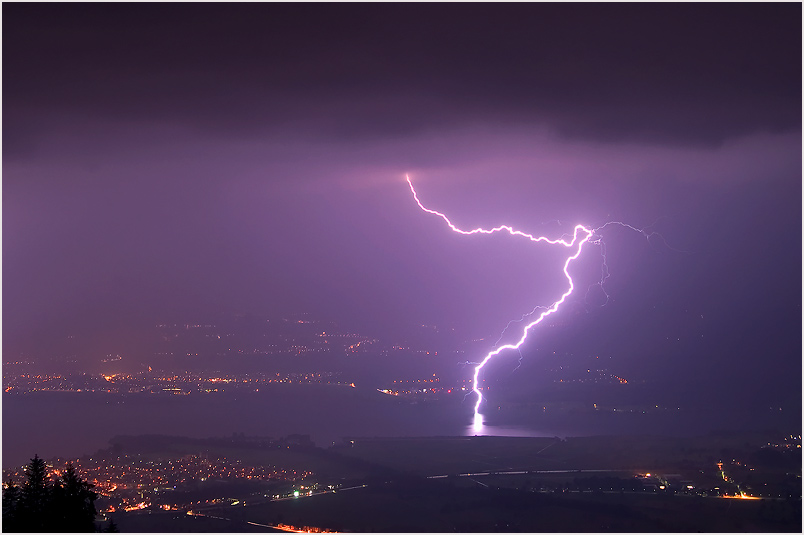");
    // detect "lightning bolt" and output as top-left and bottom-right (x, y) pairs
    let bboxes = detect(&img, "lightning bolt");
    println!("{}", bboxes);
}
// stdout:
(406, 175), (636, 431)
